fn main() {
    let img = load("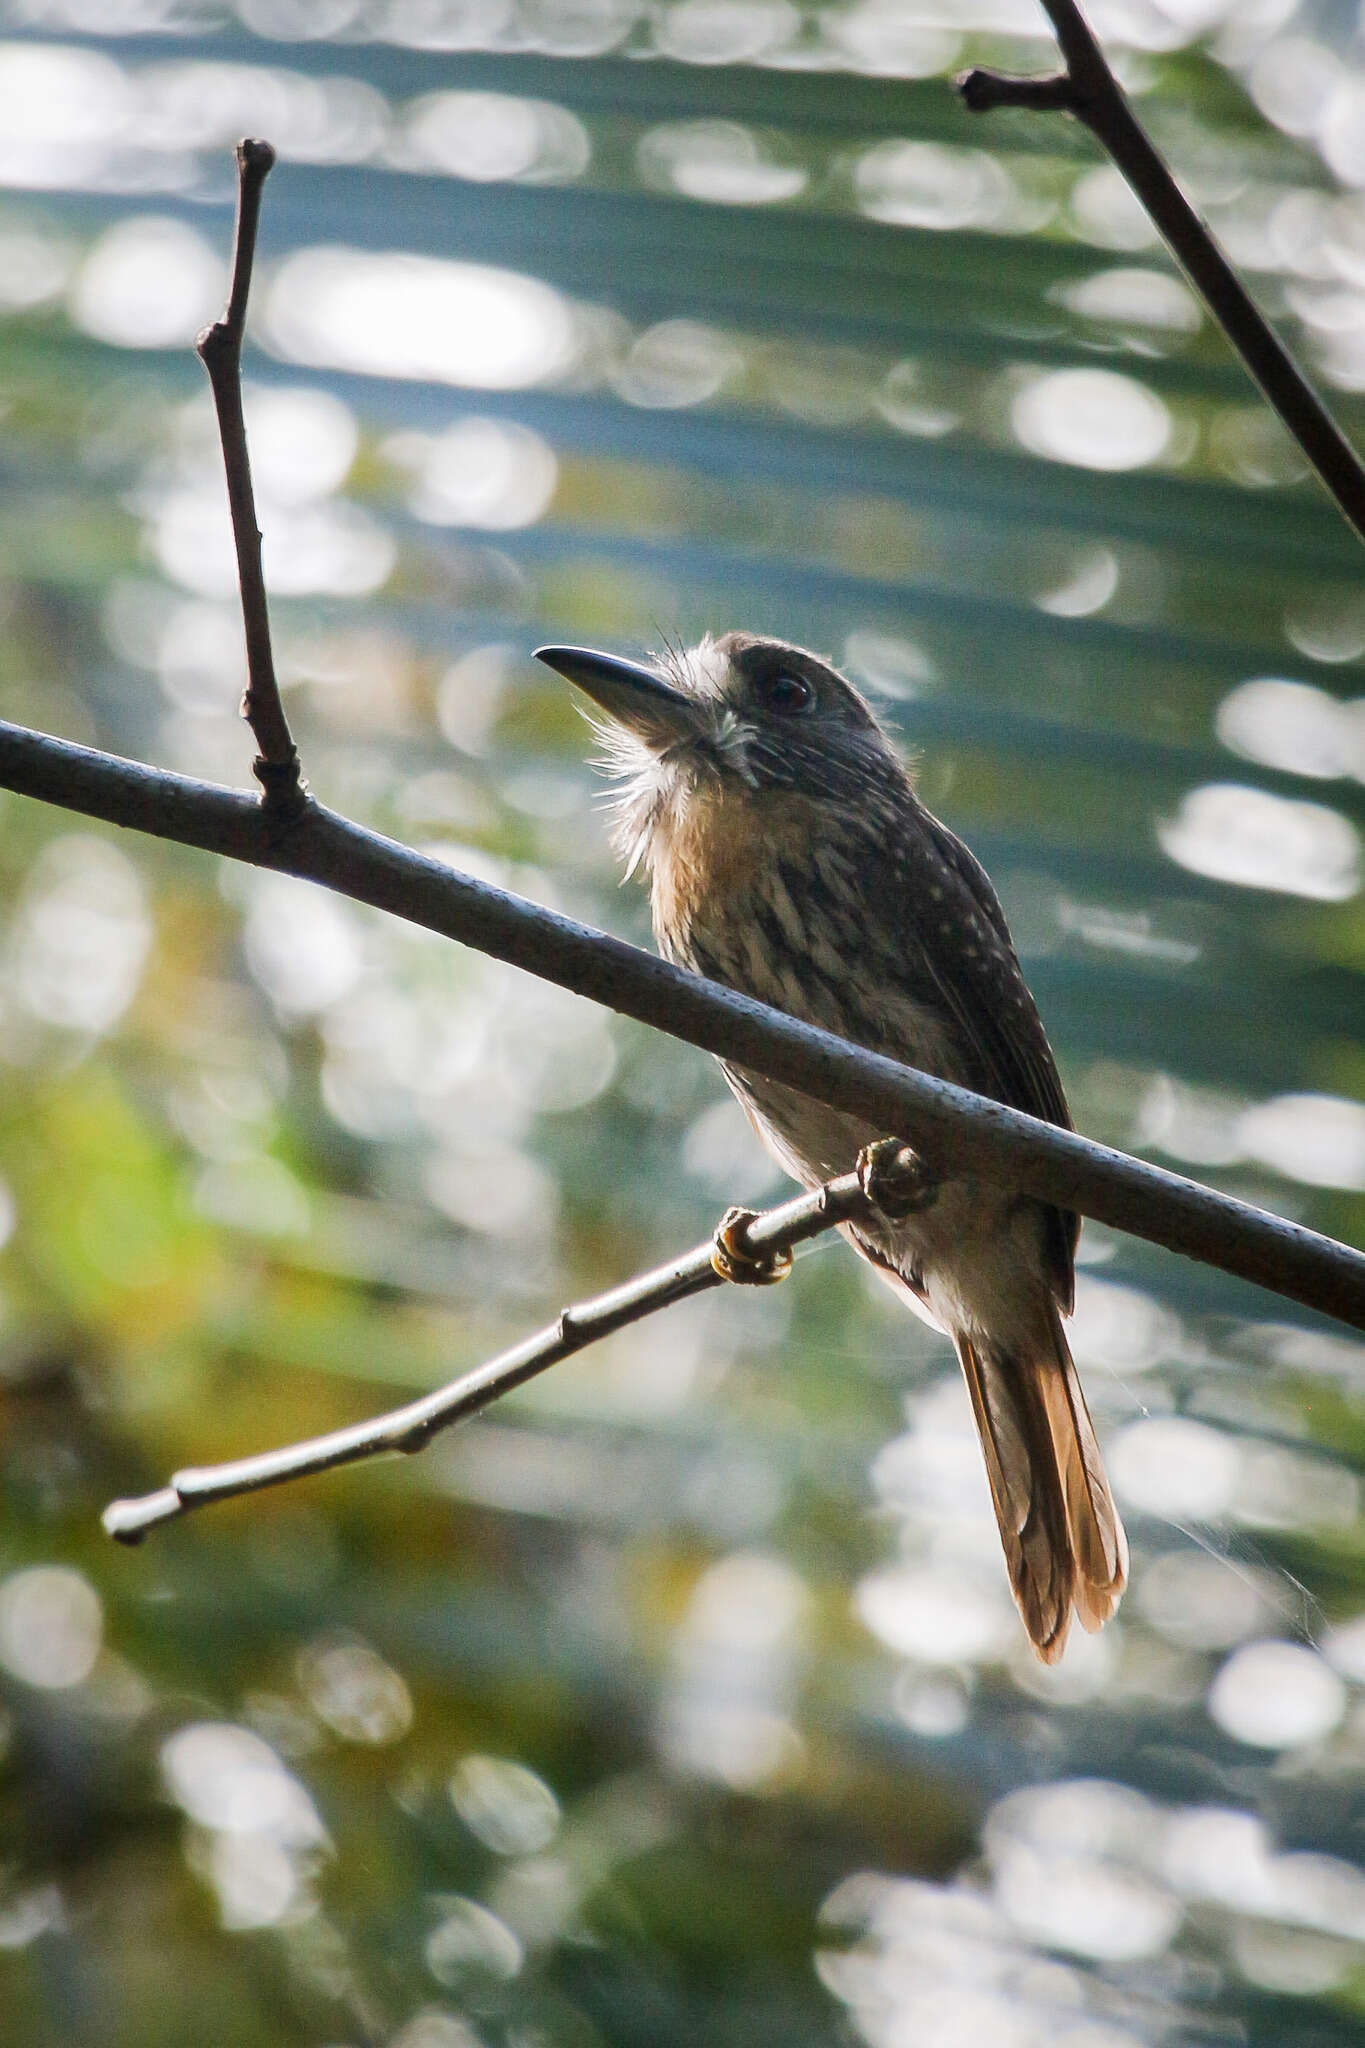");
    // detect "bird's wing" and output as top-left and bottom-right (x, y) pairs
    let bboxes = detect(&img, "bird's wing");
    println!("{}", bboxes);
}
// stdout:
(921, 810), (1070, 1117)
(884, 805), (1079, 1309)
